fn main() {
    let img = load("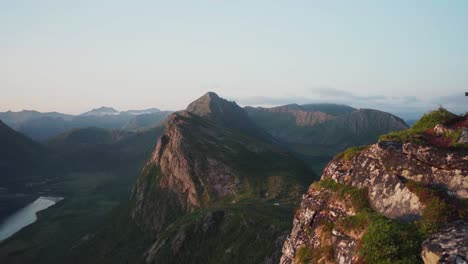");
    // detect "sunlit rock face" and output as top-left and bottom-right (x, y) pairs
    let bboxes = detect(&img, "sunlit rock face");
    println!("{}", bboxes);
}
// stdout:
(280, 115), (467, 264)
